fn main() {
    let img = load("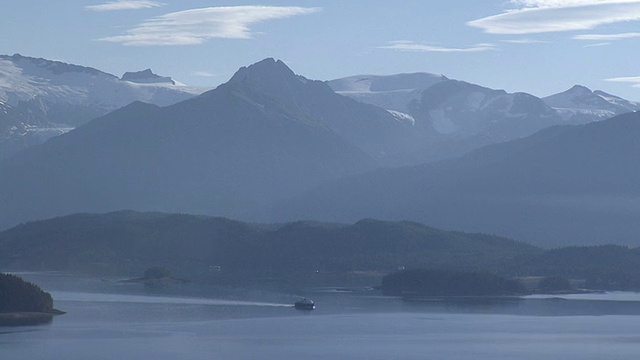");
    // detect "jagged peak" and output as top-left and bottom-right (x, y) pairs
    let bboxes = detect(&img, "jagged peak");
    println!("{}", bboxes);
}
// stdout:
(121, 69), (175, 85)
(243, 58), (294, 75)
(566, 84), (593, 94)
(123, 68), (155, 77)
(543, 85), (595, 100)
(228, 58), (303, 86)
